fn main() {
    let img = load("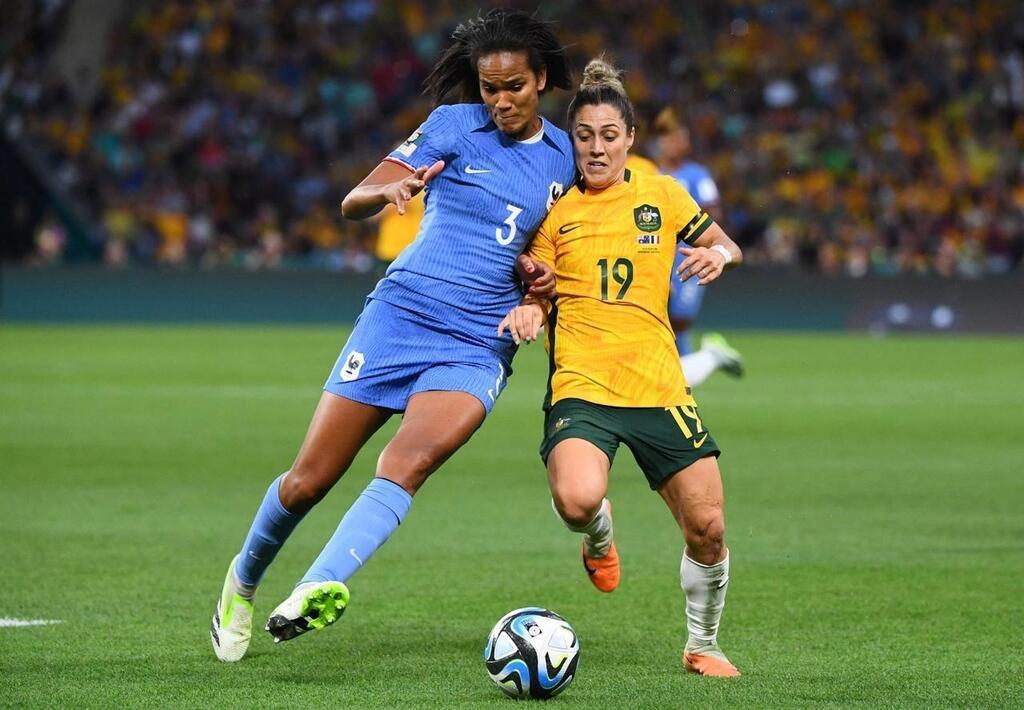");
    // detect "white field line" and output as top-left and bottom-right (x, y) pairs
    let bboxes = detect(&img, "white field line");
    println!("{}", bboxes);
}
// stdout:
(0, 618), (63, 628)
